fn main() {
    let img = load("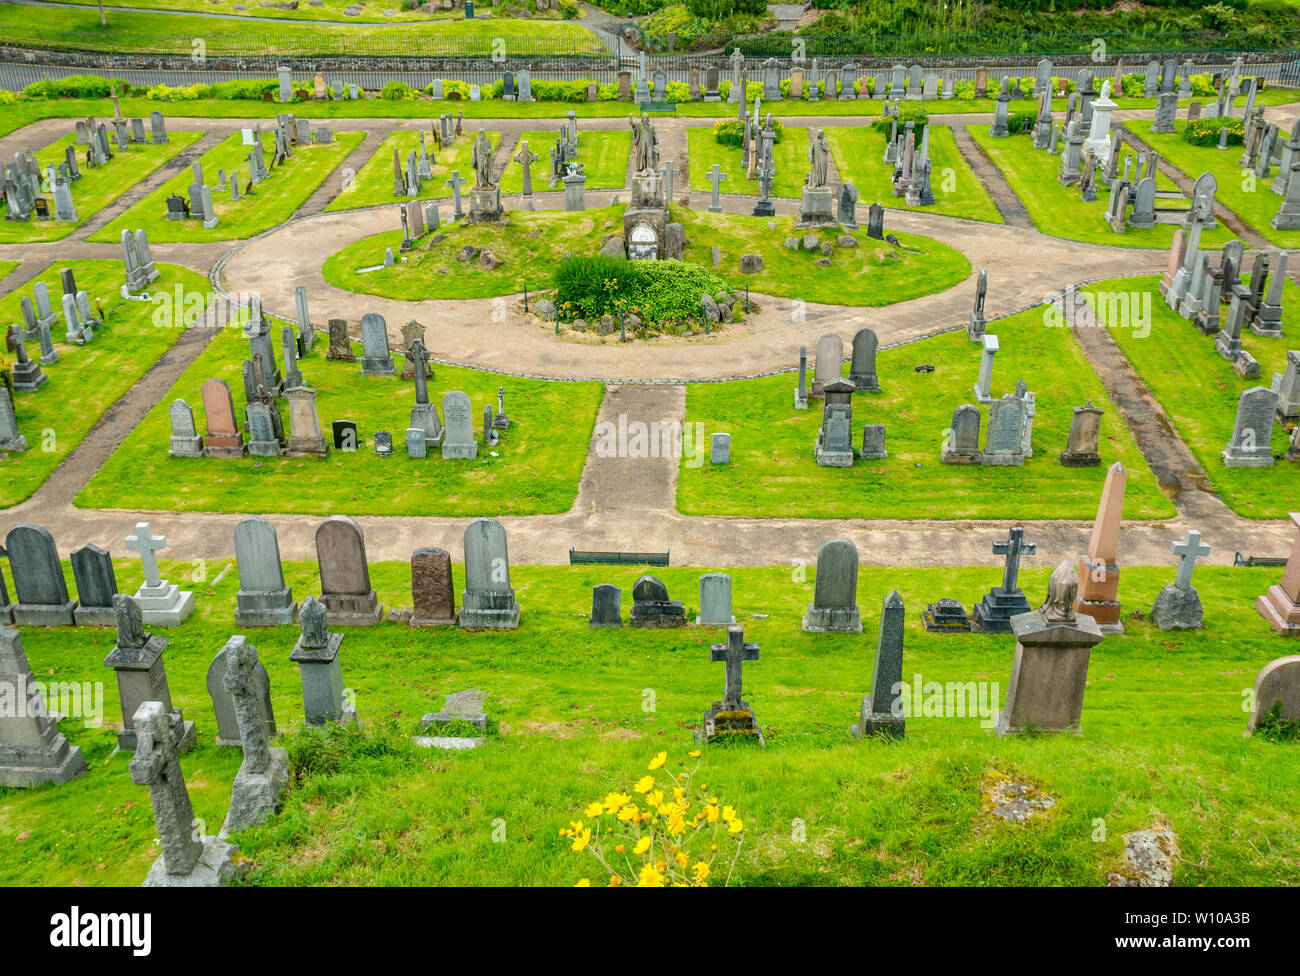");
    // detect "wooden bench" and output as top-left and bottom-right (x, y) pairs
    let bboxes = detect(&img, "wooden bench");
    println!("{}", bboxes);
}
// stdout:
(569, 548), (670, 567)
(1235, 551), (1288, 568)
